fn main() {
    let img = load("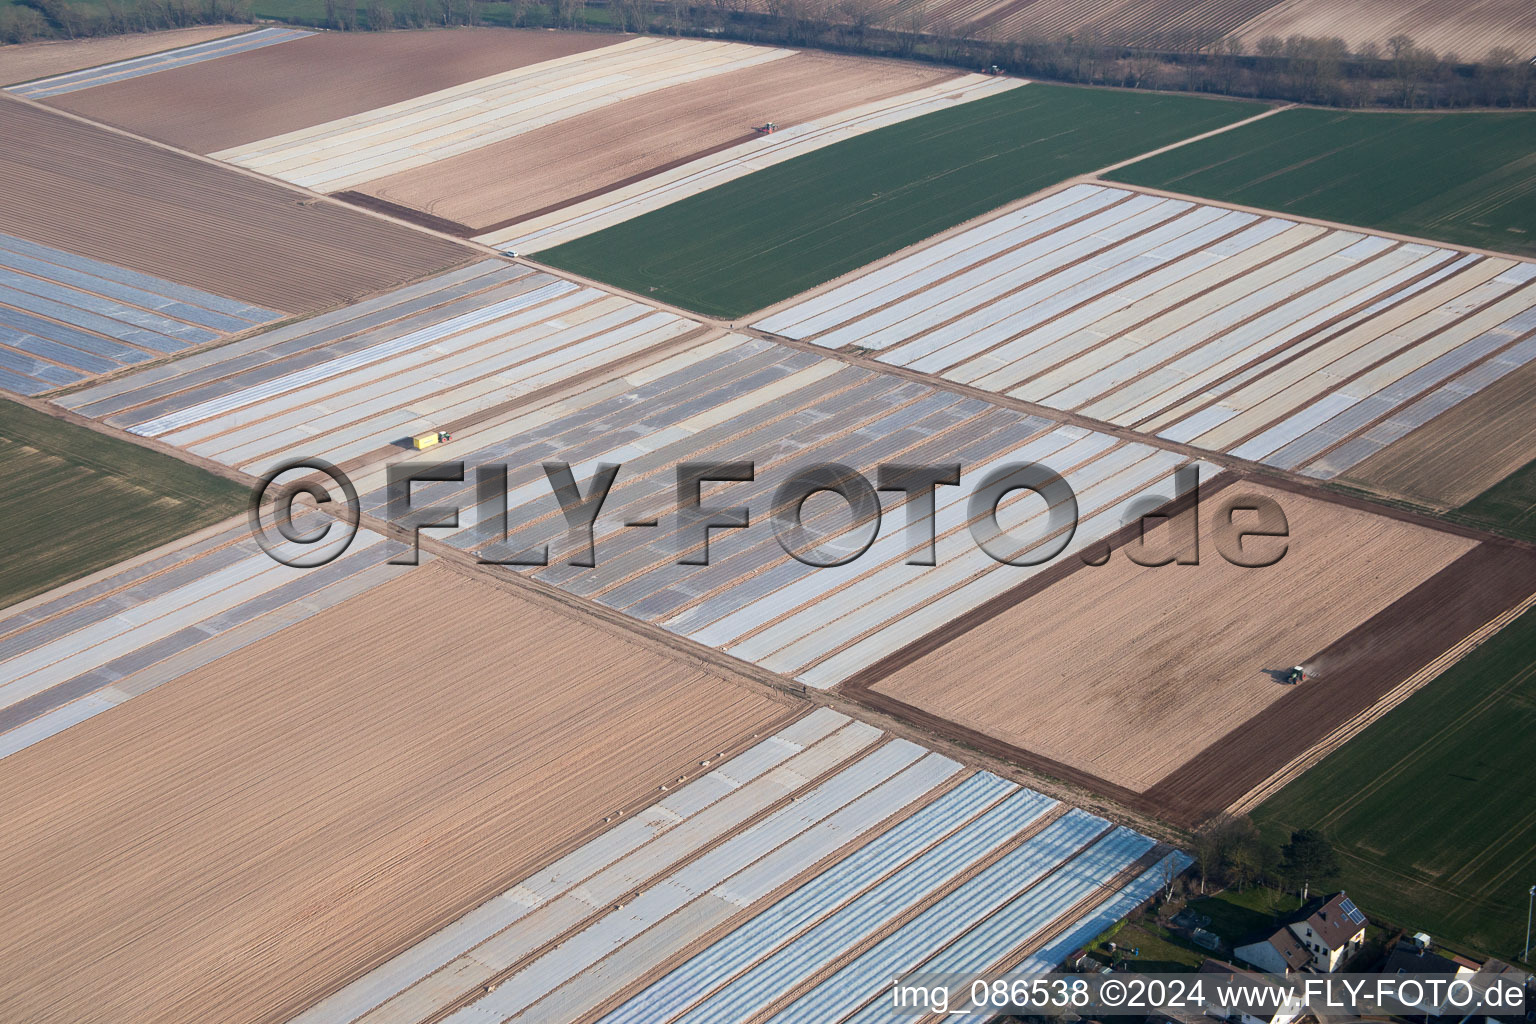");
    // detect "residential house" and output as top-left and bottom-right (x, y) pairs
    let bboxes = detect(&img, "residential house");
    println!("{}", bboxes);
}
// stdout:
(1381, 938), (1479, 1016)
(1234, 928), (1312, 977)
(1234, 893), (1367, 975)
(1199, 958), (1309, 1024)
(1290, 893), (1368, 972)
